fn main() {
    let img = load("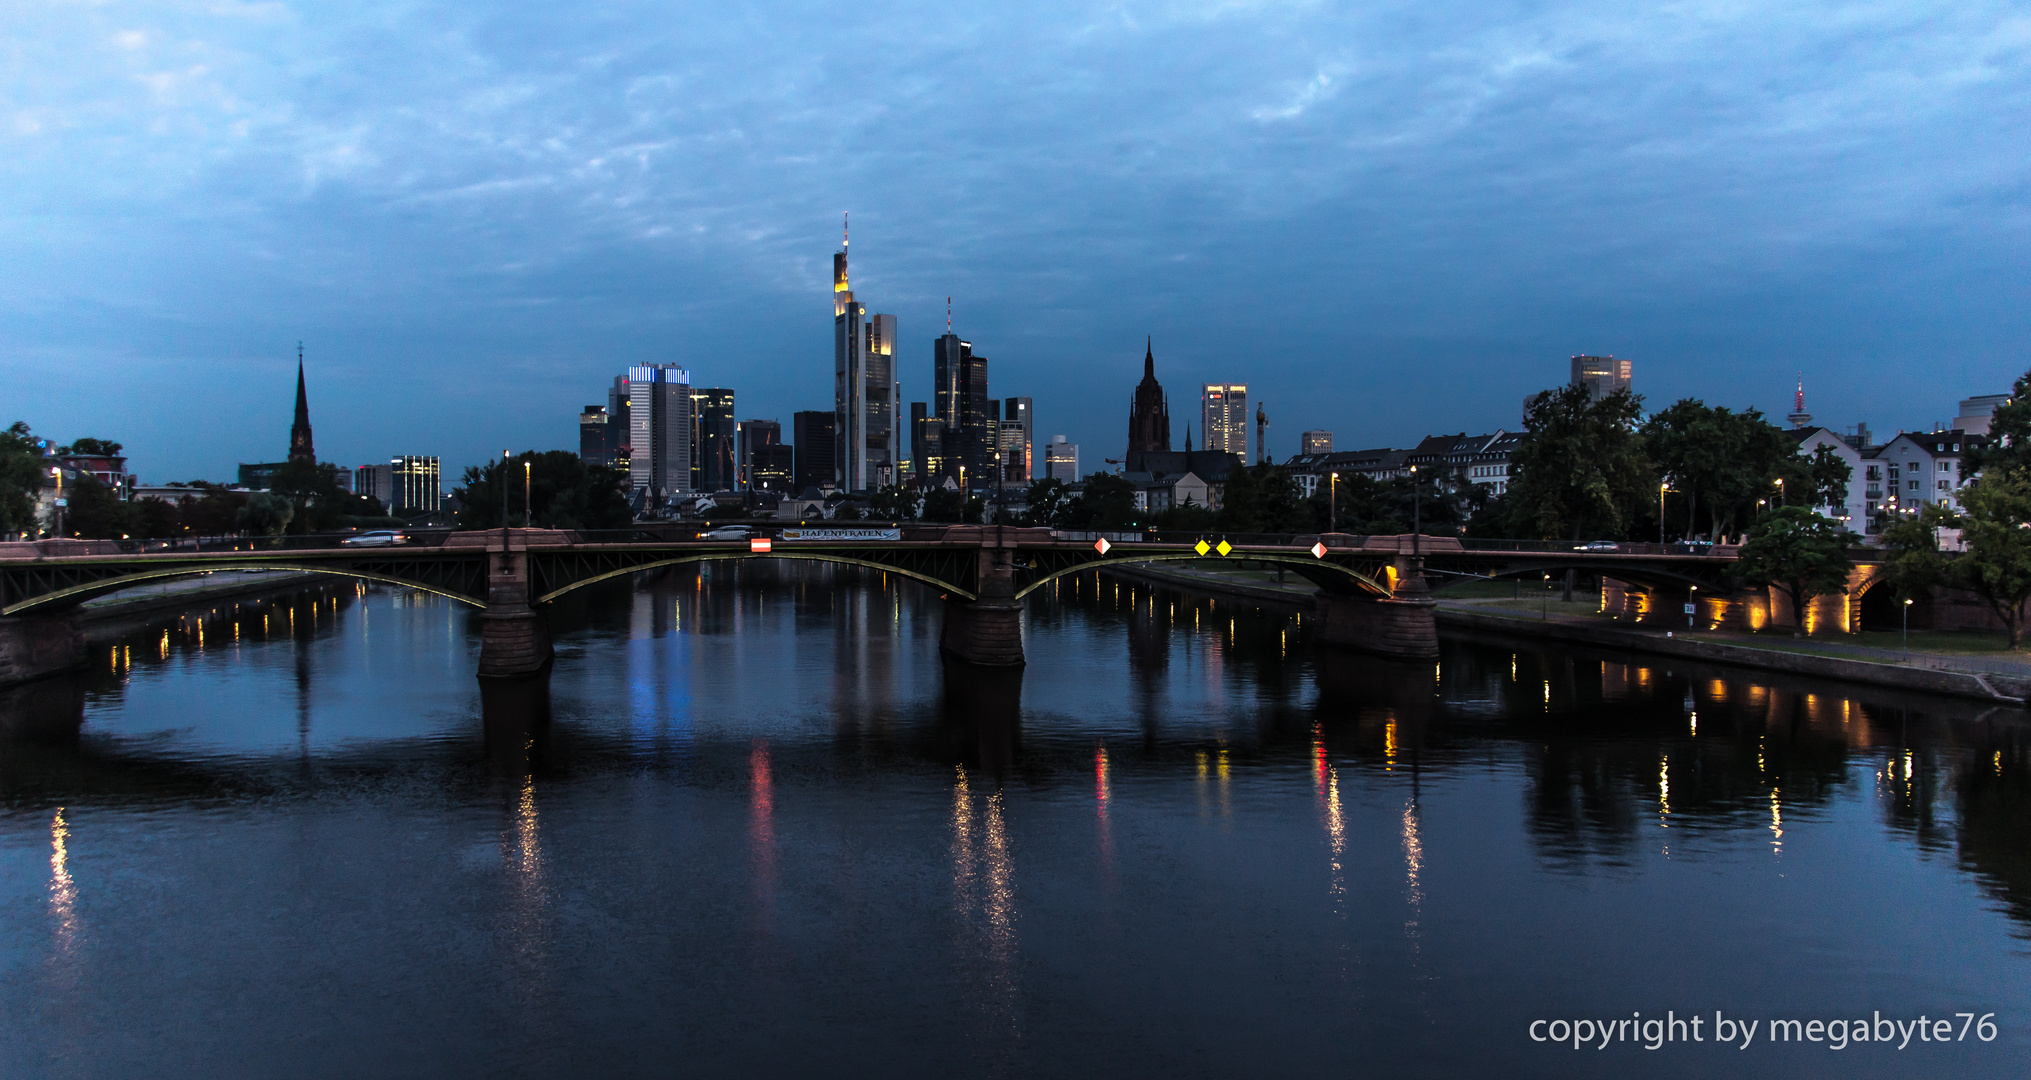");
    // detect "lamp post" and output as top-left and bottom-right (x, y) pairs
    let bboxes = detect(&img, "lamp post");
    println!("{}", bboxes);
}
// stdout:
(1688, 585), (1697, 630)
(500, 450), (509, 538)
(1329, 472), (1338, 534)
(1903, 597), (1913, 653)
(1541, 573), (1549, 620)
(523, 460), (532, 528)
(1775, 477), (1784, 507)
(1659, 482), (1669, 545)
(49, 467), (63, 537)
(1409, 464), (1421, 565)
